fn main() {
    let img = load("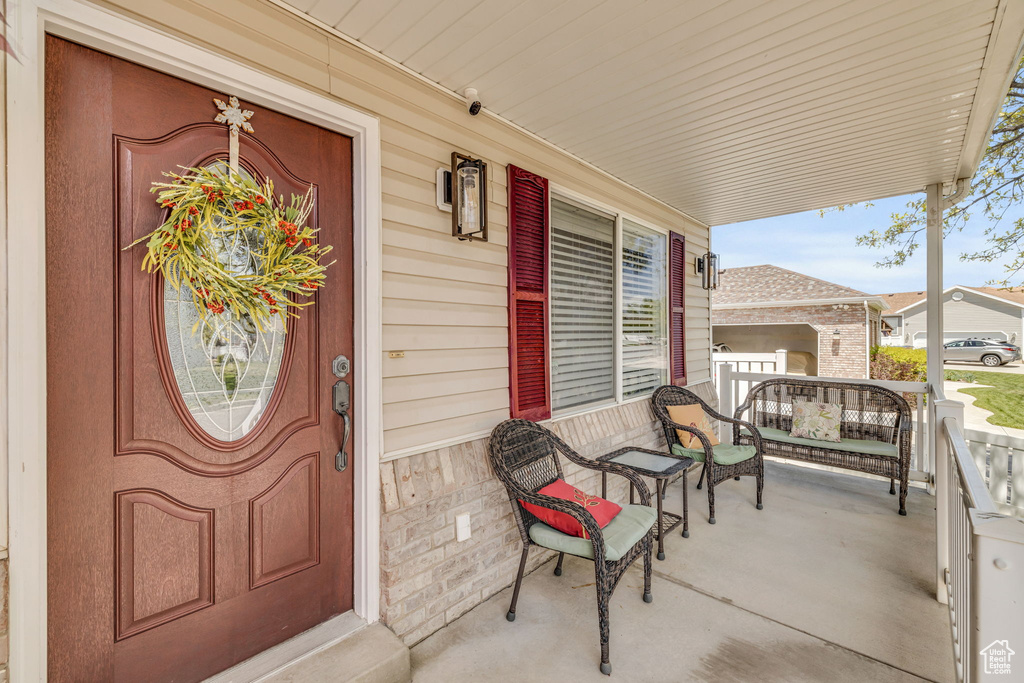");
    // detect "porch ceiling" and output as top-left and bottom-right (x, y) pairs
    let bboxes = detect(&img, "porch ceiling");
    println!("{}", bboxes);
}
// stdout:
(286, 0), (1024, 226)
